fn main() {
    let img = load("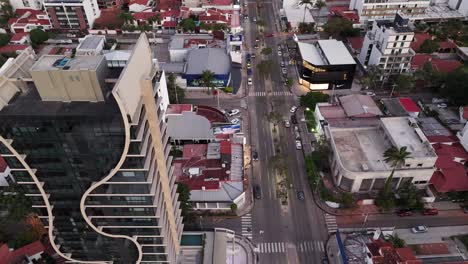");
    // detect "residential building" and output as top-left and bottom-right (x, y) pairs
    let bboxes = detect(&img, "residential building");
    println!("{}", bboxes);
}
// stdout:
(8, 0), (43, 10)
(410, 54), (462, 74)
(349, 0), (430, 23)
(8, 9), (52, 33)
(0, 34), (182, 263)
(96, 0), (123, 9)
(365, 239), (421, 264)
(169, 34), (225, 62)
(282, 0), (315, 31)
(398, 97), (420, 117)
(43, 0), (101, 30)
(458, 122), (468, 151)
(184, 48), (231, 88)
(327, 117), (437, 192)
(359, 14), (415, 78)
(296, 39), (356, 90)
(449, 0), (468, 16)
(129, 0), (152, 12)
(0, 156), (13, 187)
(9, 32), (30, 44)
(76, 35), (105, 55)
(430, 142), (468, 193)
(30, 55), (108, 102)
